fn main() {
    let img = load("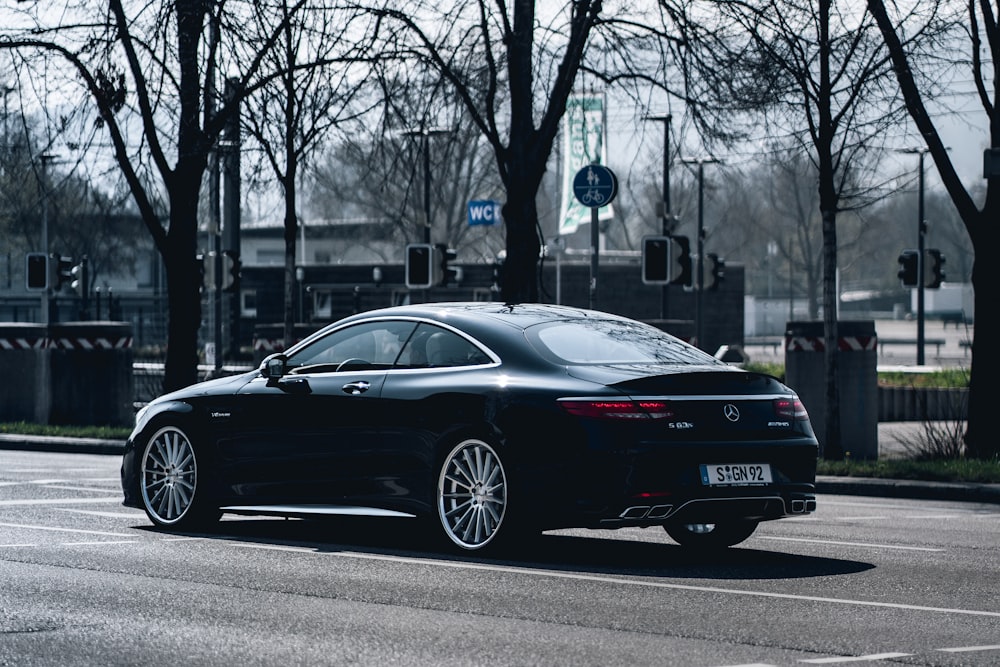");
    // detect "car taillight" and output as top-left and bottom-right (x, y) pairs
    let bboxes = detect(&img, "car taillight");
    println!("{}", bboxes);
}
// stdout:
(560, 399), (674, 420)
(773, 397), (809, 420)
